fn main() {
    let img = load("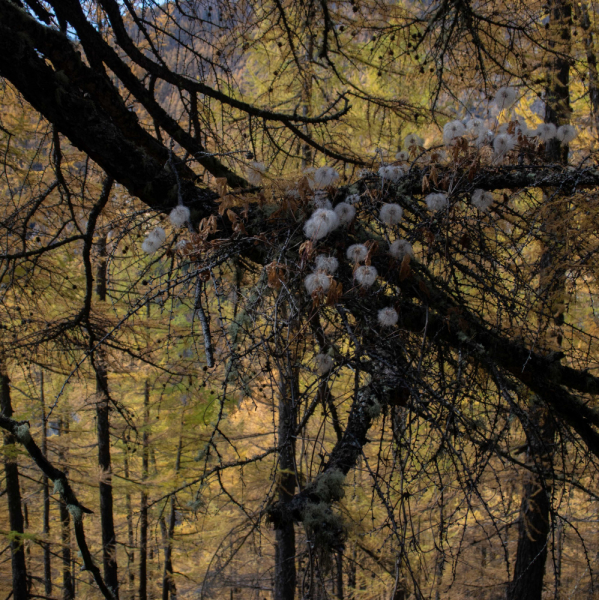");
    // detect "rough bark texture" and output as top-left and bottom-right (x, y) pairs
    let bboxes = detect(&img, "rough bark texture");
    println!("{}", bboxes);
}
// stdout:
(40, 371), (52, 597)
(95, 227), (120, 598)
(139, 381), (150, 600)
(274, 380), (297, 600)
(58, 417), (75, 600)
(1, 370), (29, 600)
